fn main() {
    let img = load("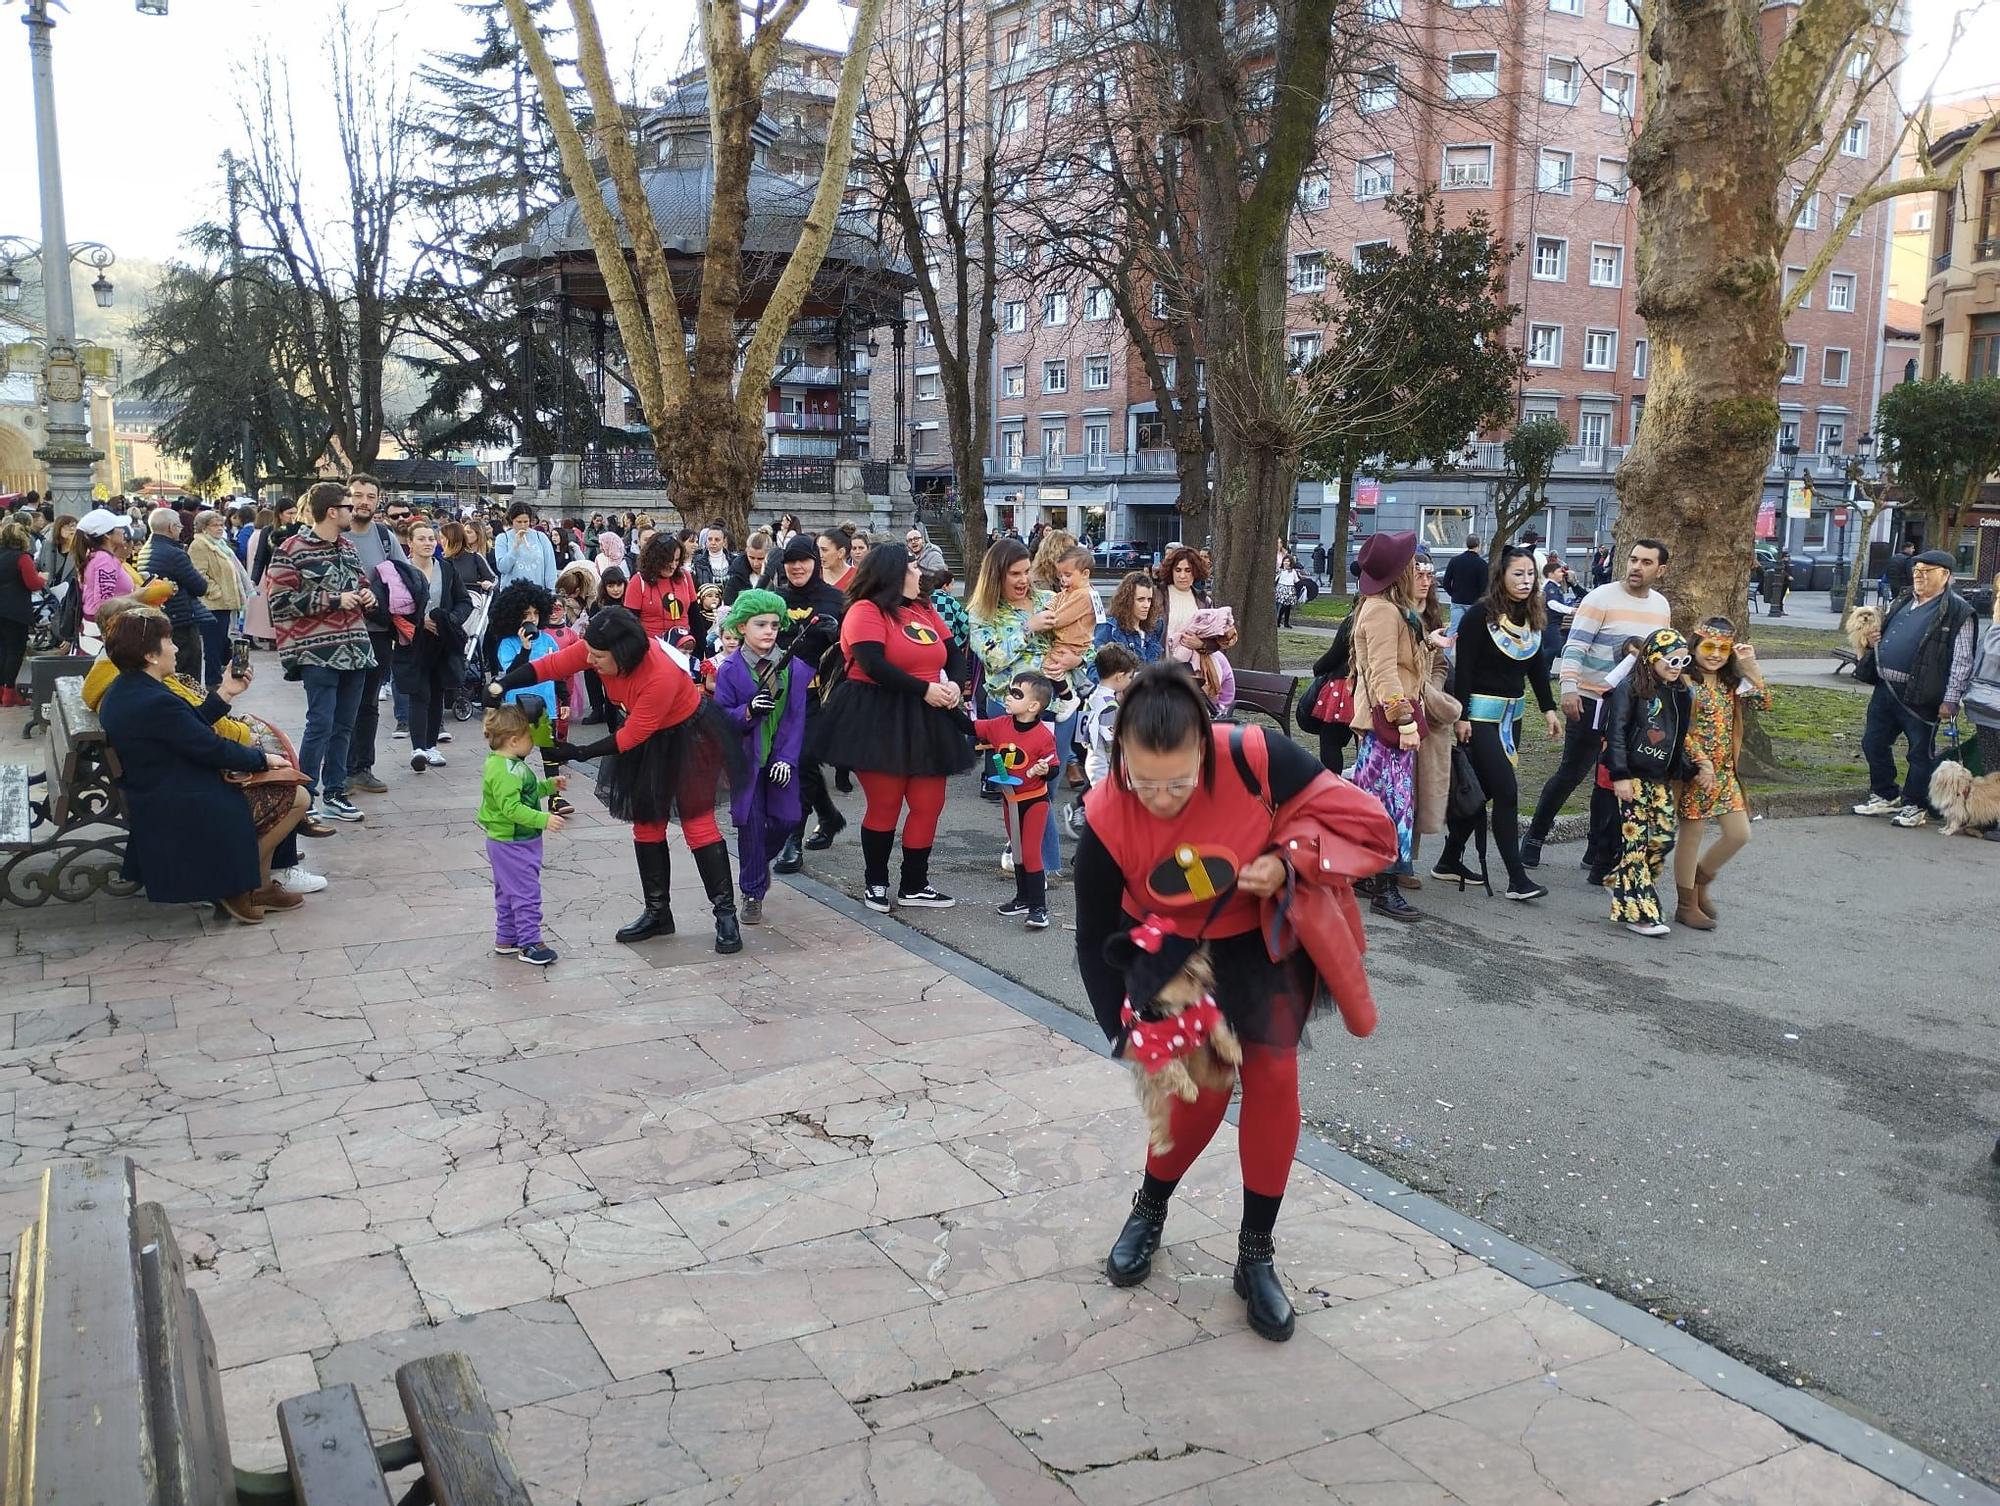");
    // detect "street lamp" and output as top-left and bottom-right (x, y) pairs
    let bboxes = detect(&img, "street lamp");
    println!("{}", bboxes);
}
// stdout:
(0, 267), (18, 306)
